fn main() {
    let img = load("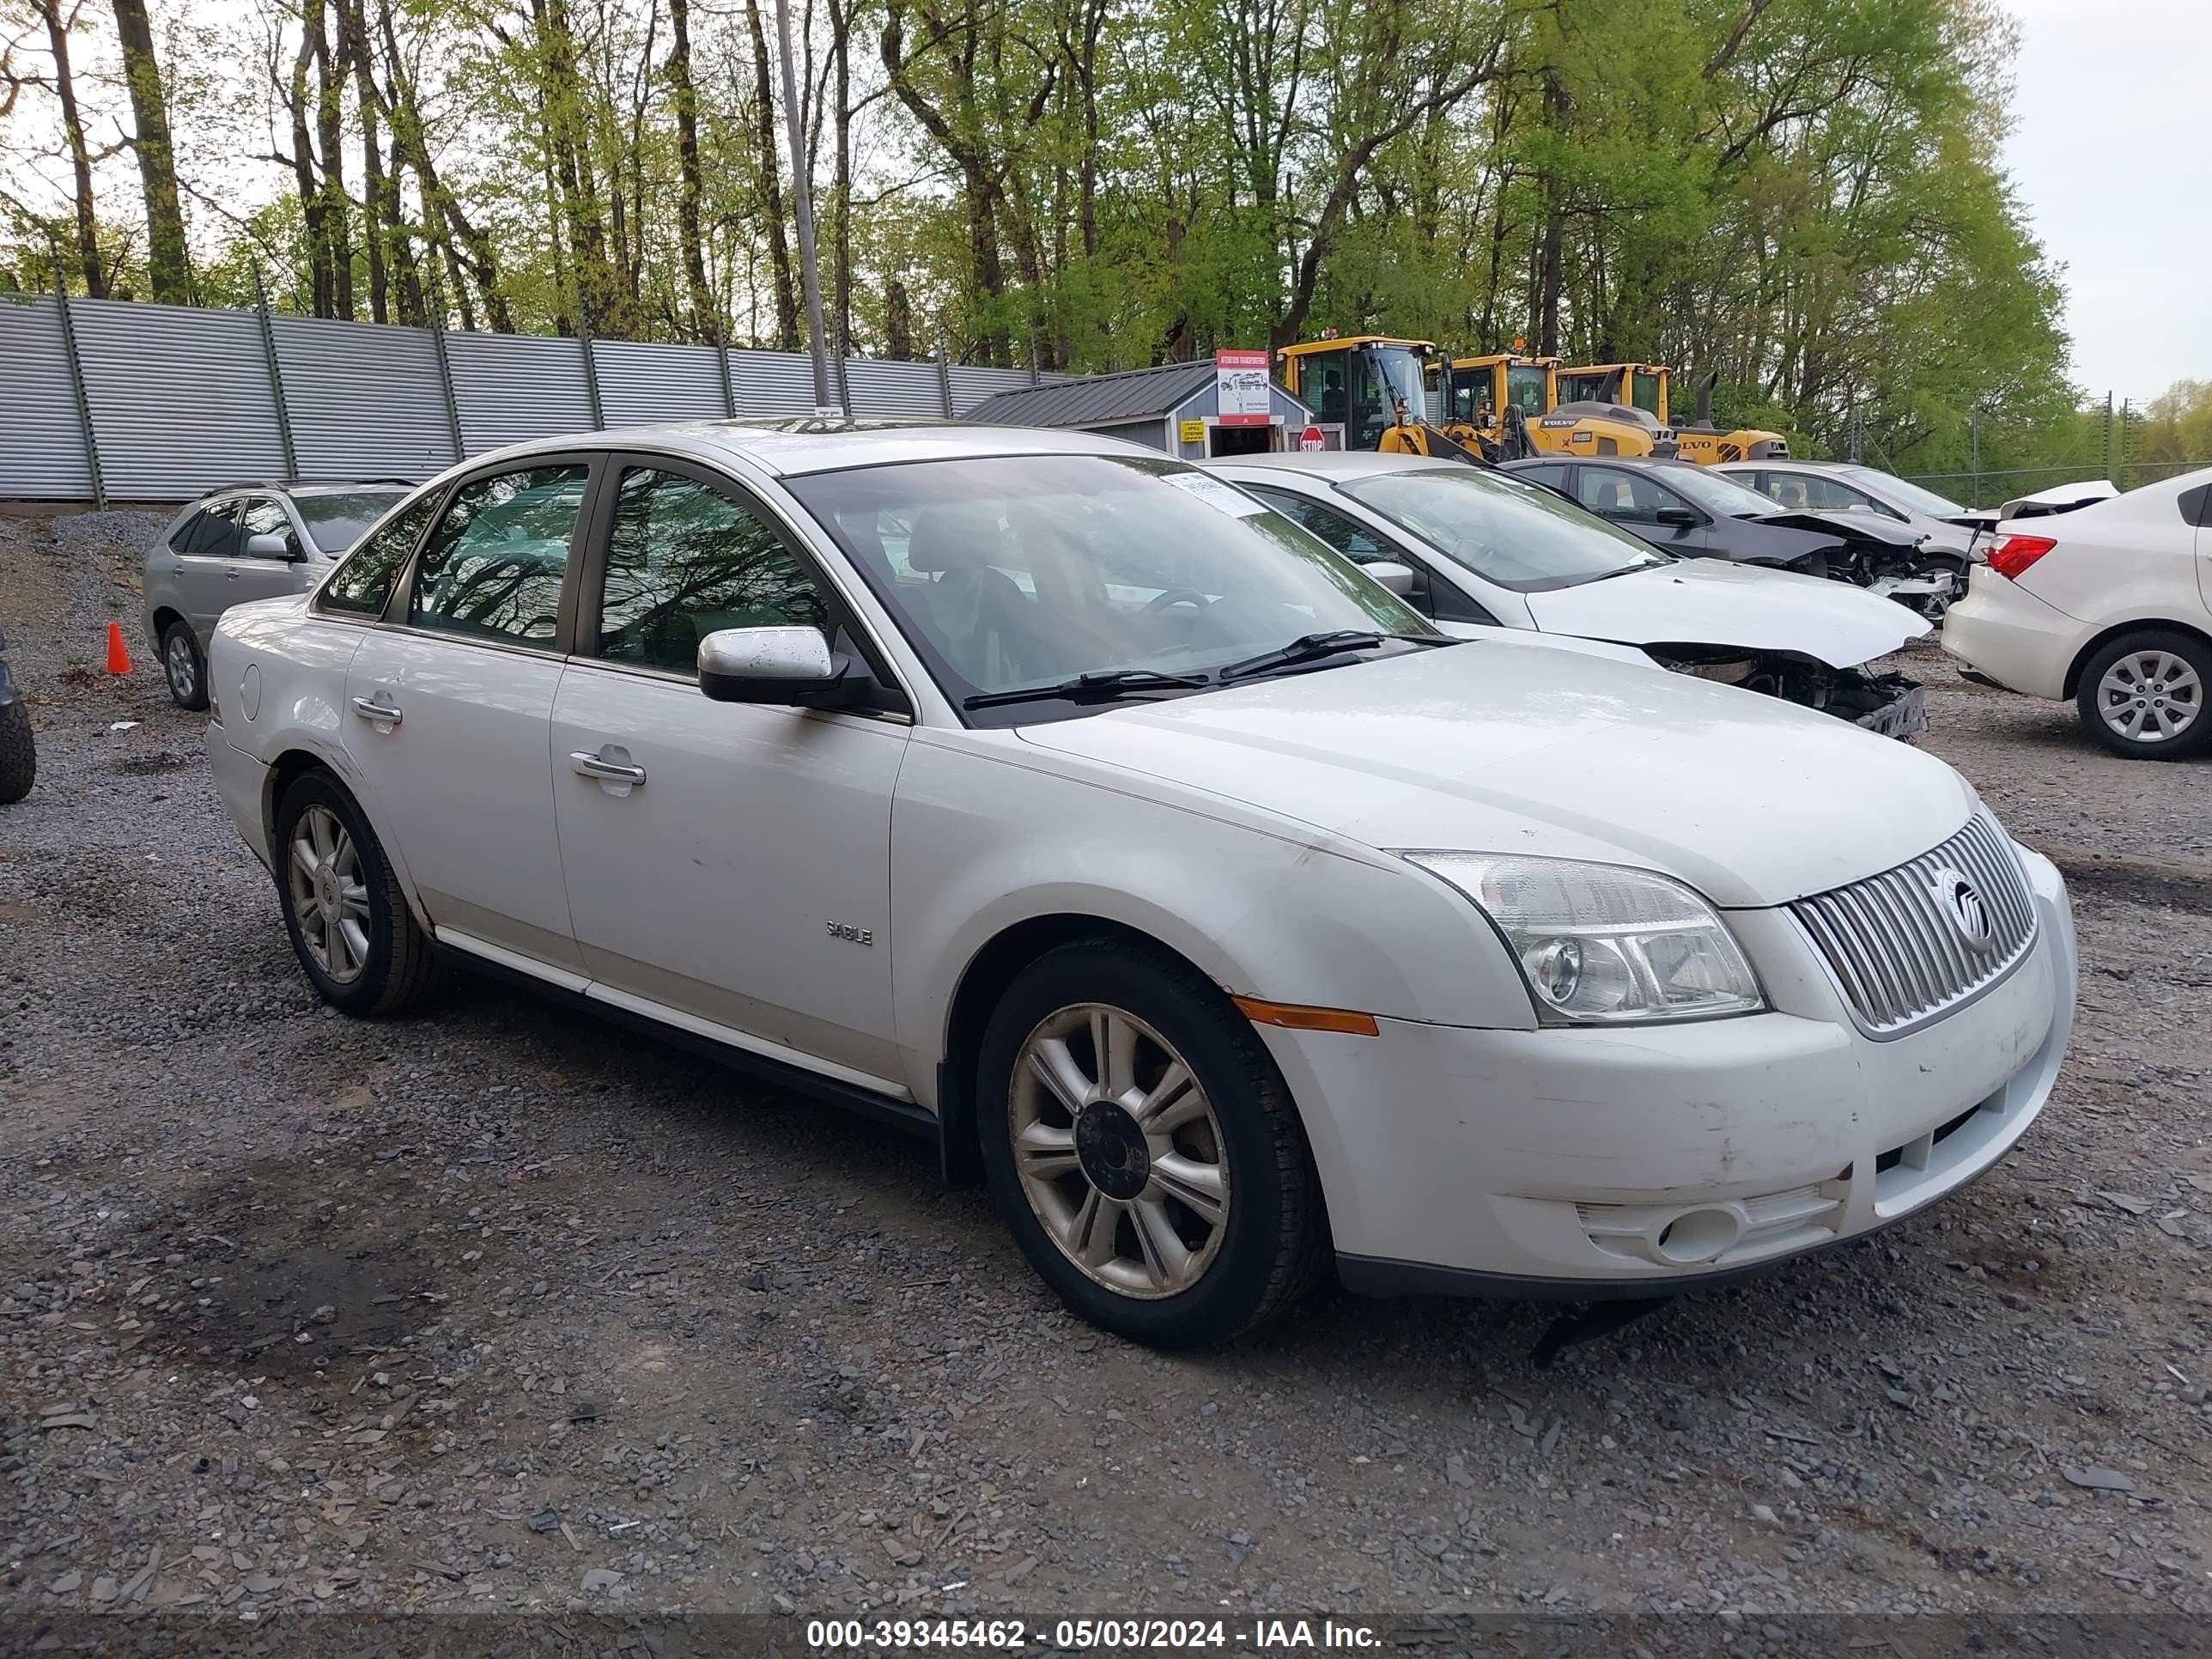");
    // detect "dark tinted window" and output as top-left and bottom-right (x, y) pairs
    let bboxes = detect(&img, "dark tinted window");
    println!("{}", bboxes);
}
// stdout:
(598, 467), (828, 674)
(295, 489), (411, 555)
(185, 501), (241, 557)
(1248, 488), (1390, 562)
(321, 493), (440, 617)
(408, 465), (588, 647)
(167, 509), (207, 553)
(2180, 483), (2211, 526)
